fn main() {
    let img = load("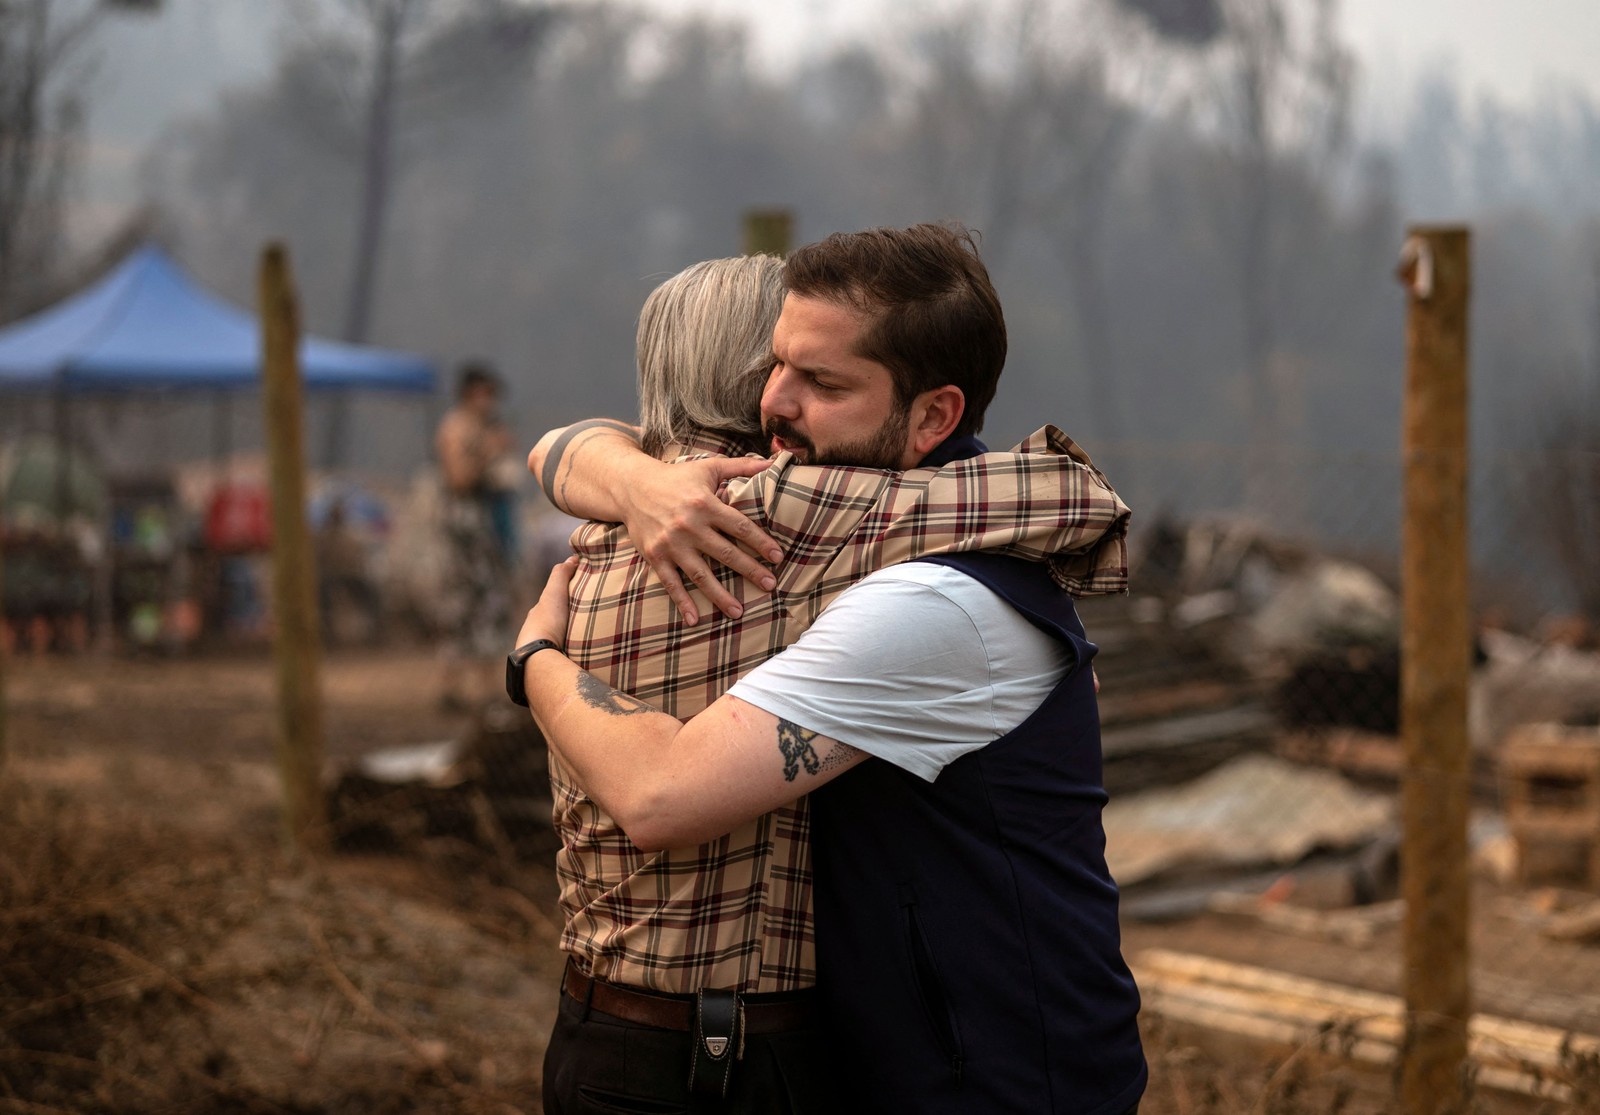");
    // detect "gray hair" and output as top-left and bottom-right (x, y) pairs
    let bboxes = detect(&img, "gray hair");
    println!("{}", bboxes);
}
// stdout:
(637, 255), (784, 457)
